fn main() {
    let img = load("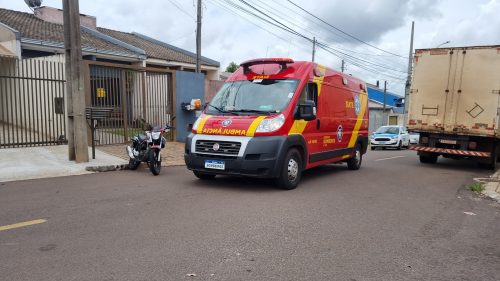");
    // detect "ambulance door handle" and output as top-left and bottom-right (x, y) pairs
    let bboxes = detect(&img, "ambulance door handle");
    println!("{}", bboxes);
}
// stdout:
(316, 118), (321, 130)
